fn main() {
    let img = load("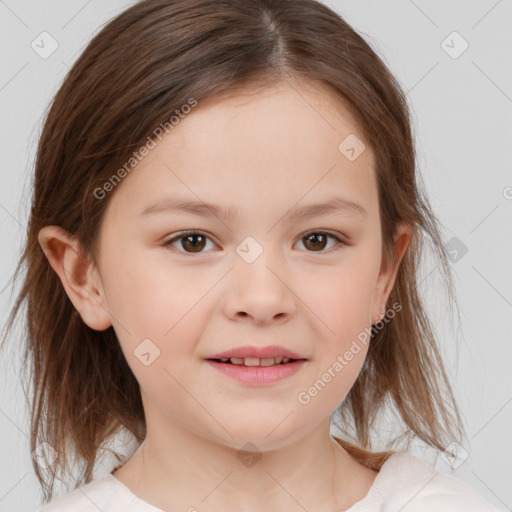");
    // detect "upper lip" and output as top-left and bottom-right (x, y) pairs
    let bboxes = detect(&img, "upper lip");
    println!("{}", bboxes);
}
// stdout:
(206, 345), (307, 360)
